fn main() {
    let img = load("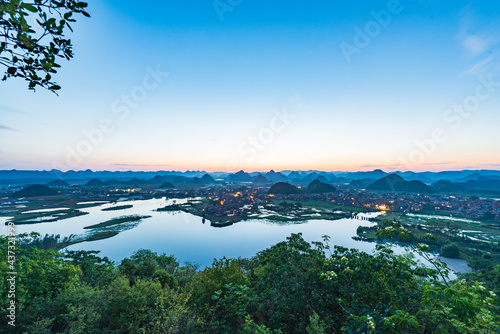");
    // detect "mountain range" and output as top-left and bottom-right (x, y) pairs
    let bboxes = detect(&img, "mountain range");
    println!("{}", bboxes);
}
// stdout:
(3, 169), (500, 194)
